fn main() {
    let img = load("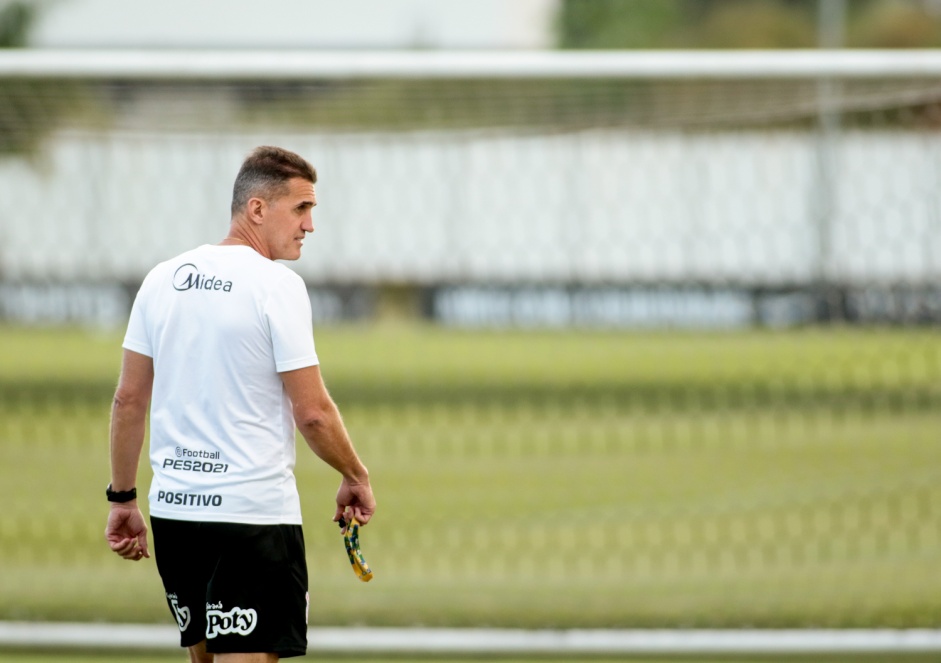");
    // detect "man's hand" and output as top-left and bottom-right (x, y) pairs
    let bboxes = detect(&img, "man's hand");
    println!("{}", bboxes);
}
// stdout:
(334, 477), (376, 530)
(105, 503), (150, 561)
